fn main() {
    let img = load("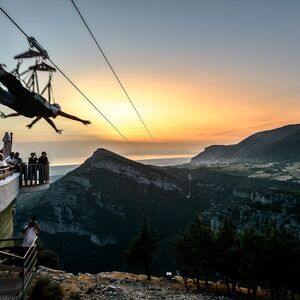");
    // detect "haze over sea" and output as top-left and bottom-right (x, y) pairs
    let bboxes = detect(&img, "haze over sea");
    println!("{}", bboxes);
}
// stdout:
(15, 140), (195, 166)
